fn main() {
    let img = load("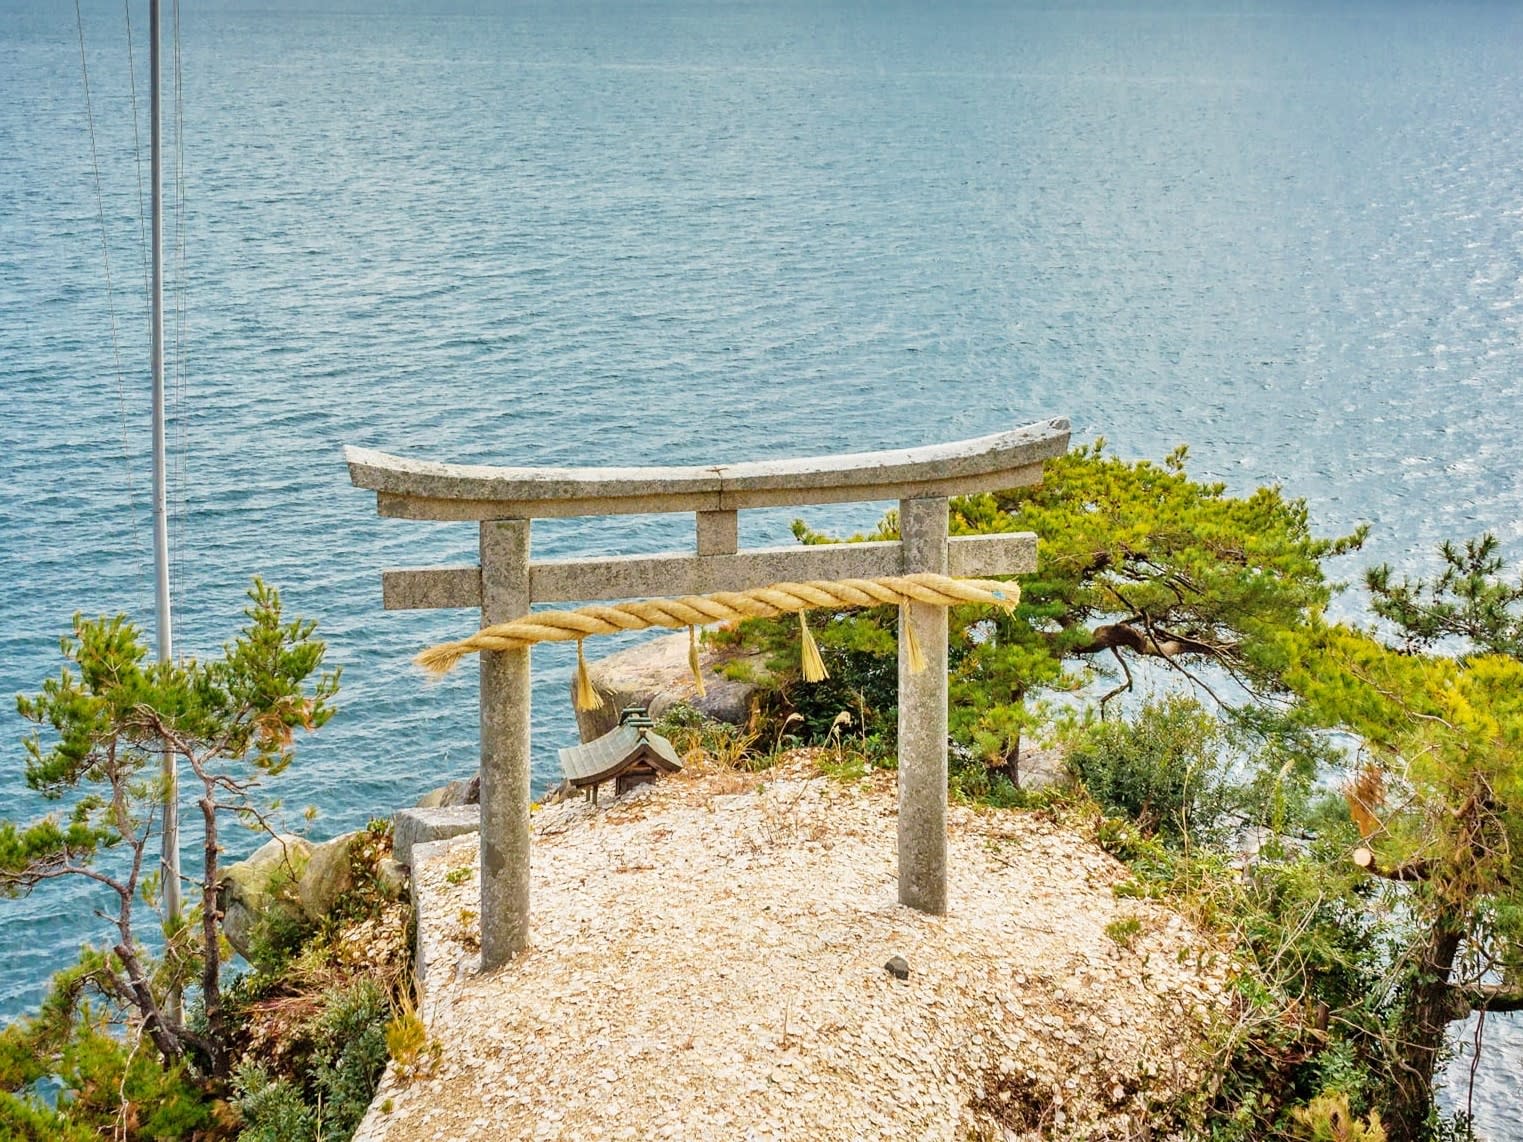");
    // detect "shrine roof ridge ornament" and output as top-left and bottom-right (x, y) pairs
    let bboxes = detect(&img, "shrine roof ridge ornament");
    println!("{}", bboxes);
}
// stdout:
(343, 416), (1071, 520)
